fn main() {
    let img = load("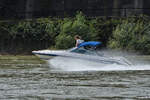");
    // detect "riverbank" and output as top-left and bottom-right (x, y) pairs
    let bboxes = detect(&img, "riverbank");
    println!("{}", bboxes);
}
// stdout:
(0, 55), (45, 62)
(1, 54), (150, 61)
(0, 55), (46, 69)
